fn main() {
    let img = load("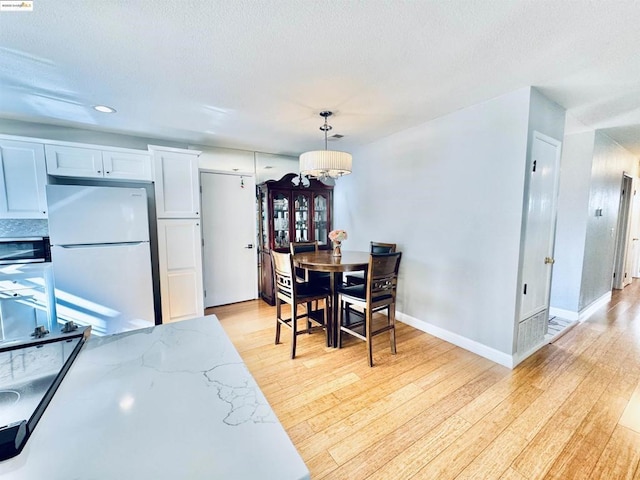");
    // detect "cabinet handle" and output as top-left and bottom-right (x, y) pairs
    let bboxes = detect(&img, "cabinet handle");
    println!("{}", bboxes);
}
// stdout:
(97, 170), (102, 174)
(105, 171), (111, 174)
